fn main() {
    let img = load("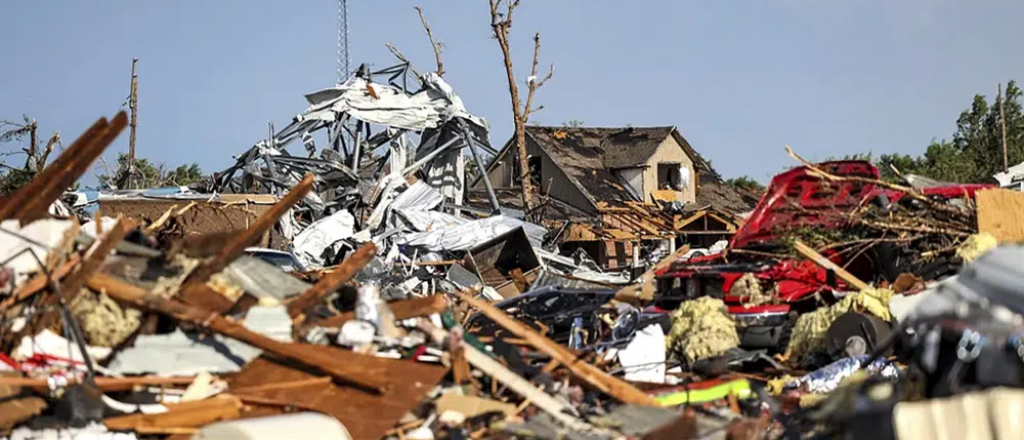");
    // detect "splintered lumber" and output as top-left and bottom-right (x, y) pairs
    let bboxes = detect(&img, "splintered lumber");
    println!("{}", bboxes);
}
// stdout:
(103, 394), (243, 431)
(417, 319), (599, 432)
(177, 174), (315, 311)
(615, 245), (689, 305)
(23, 113), (129, 224)
(1, 254), (81, 310)
(87, 272), (389, 393)
(227, 349), (448, 440)
(286, 243), (378, 319)
(0, 376), (195, 392)
(0, 116), (110, 222)
(58, 218), (135, 300)
(452, 291), (658, 406)
(792, 240), (869, 290)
